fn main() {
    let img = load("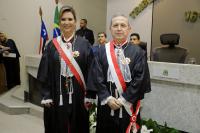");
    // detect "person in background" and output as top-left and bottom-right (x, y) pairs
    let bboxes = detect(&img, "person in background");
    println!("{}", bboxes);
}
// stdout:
(89, 15), (151, 133)
(0, 32), (20, 90)
(130, 33), (147, 52)
(76, 18), (95, 45)
(37, 5), (94, 133)
(97, 32), (107, 46)
(0, 42), (9, 94)
(87, 32), (108, 97)
(92, 32), (107, 56)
